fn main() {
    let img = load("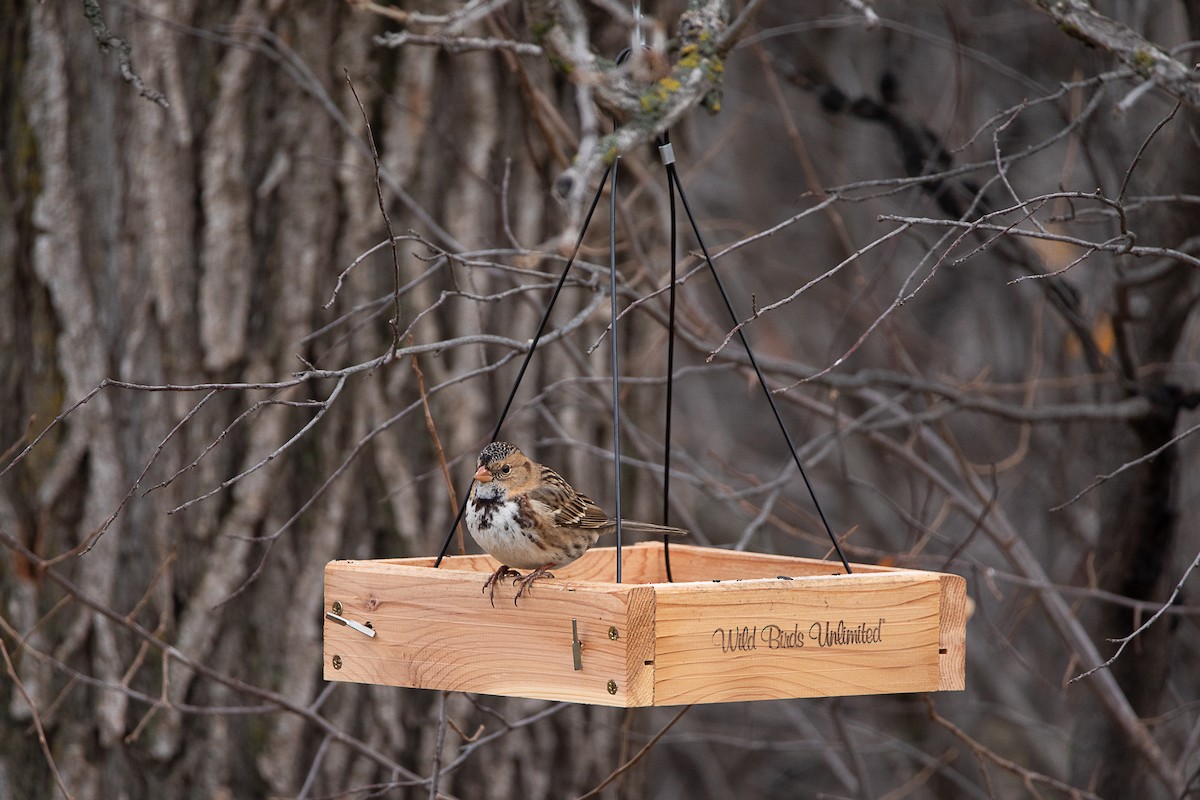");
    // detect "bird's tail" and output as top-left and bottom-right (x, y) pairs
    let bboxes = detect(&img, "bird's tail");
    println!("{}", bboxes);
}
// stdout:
(616, 520), (689, 537)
